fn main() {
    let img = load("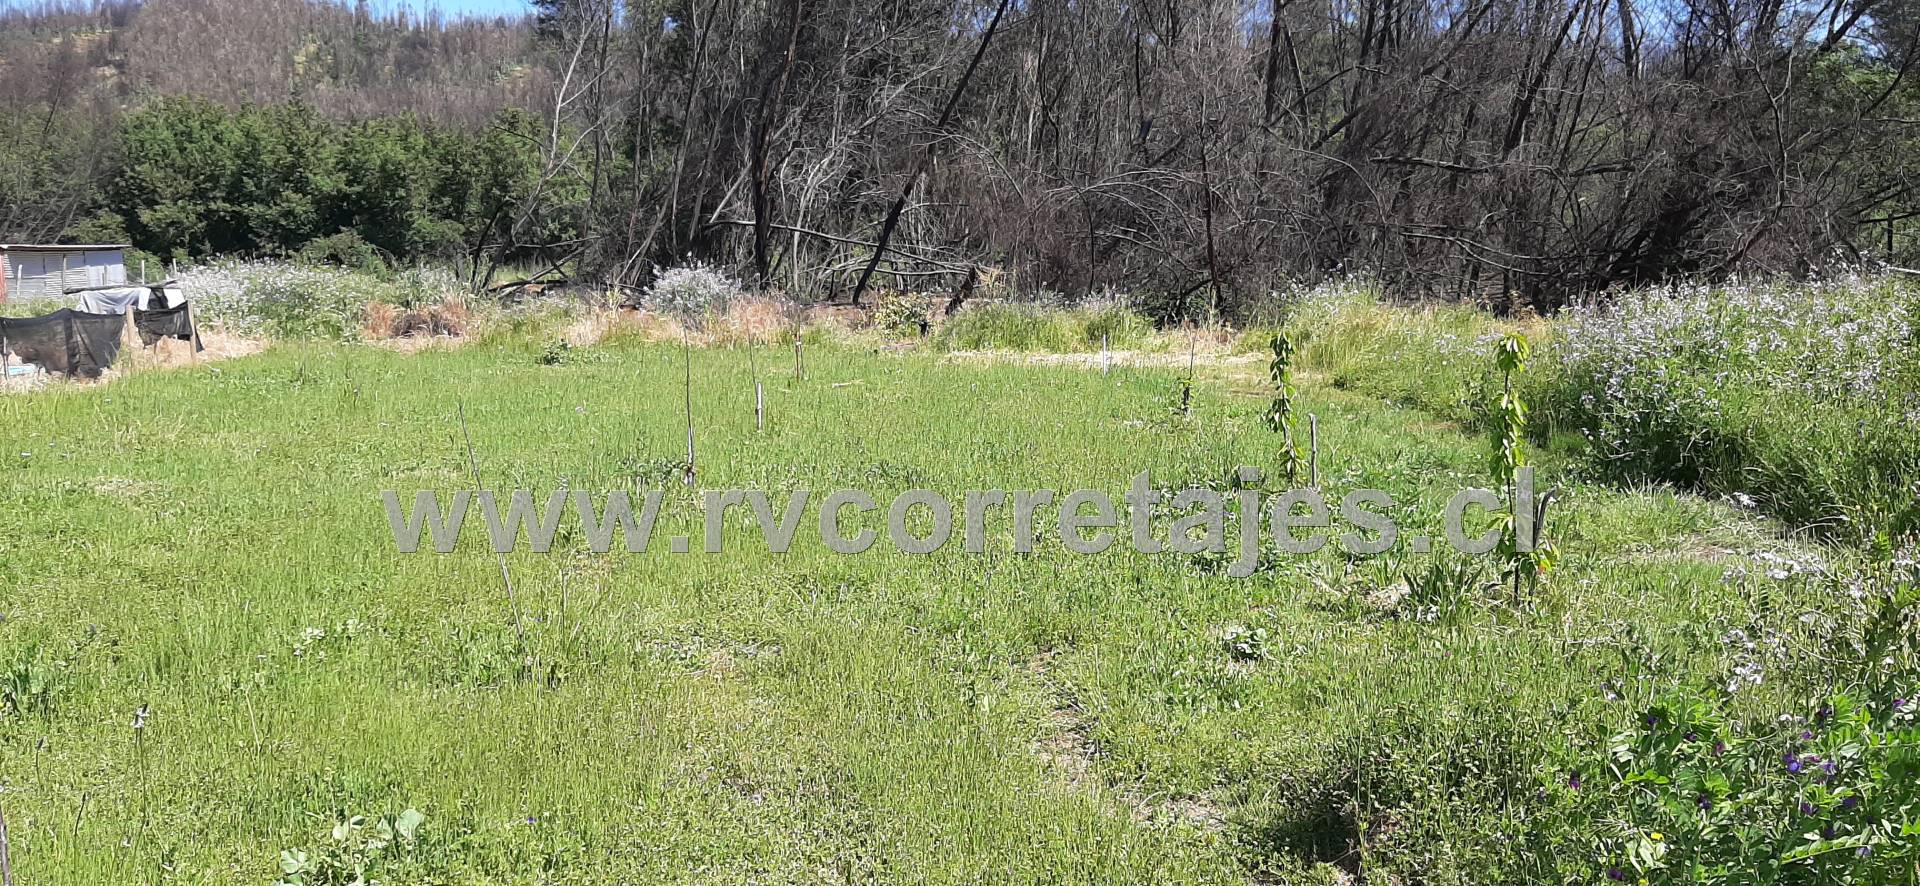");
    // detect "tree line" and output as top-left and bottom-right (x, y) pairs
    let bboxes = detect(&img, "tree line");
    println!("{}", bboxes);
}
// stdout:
(4, 0), (1917, 314)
